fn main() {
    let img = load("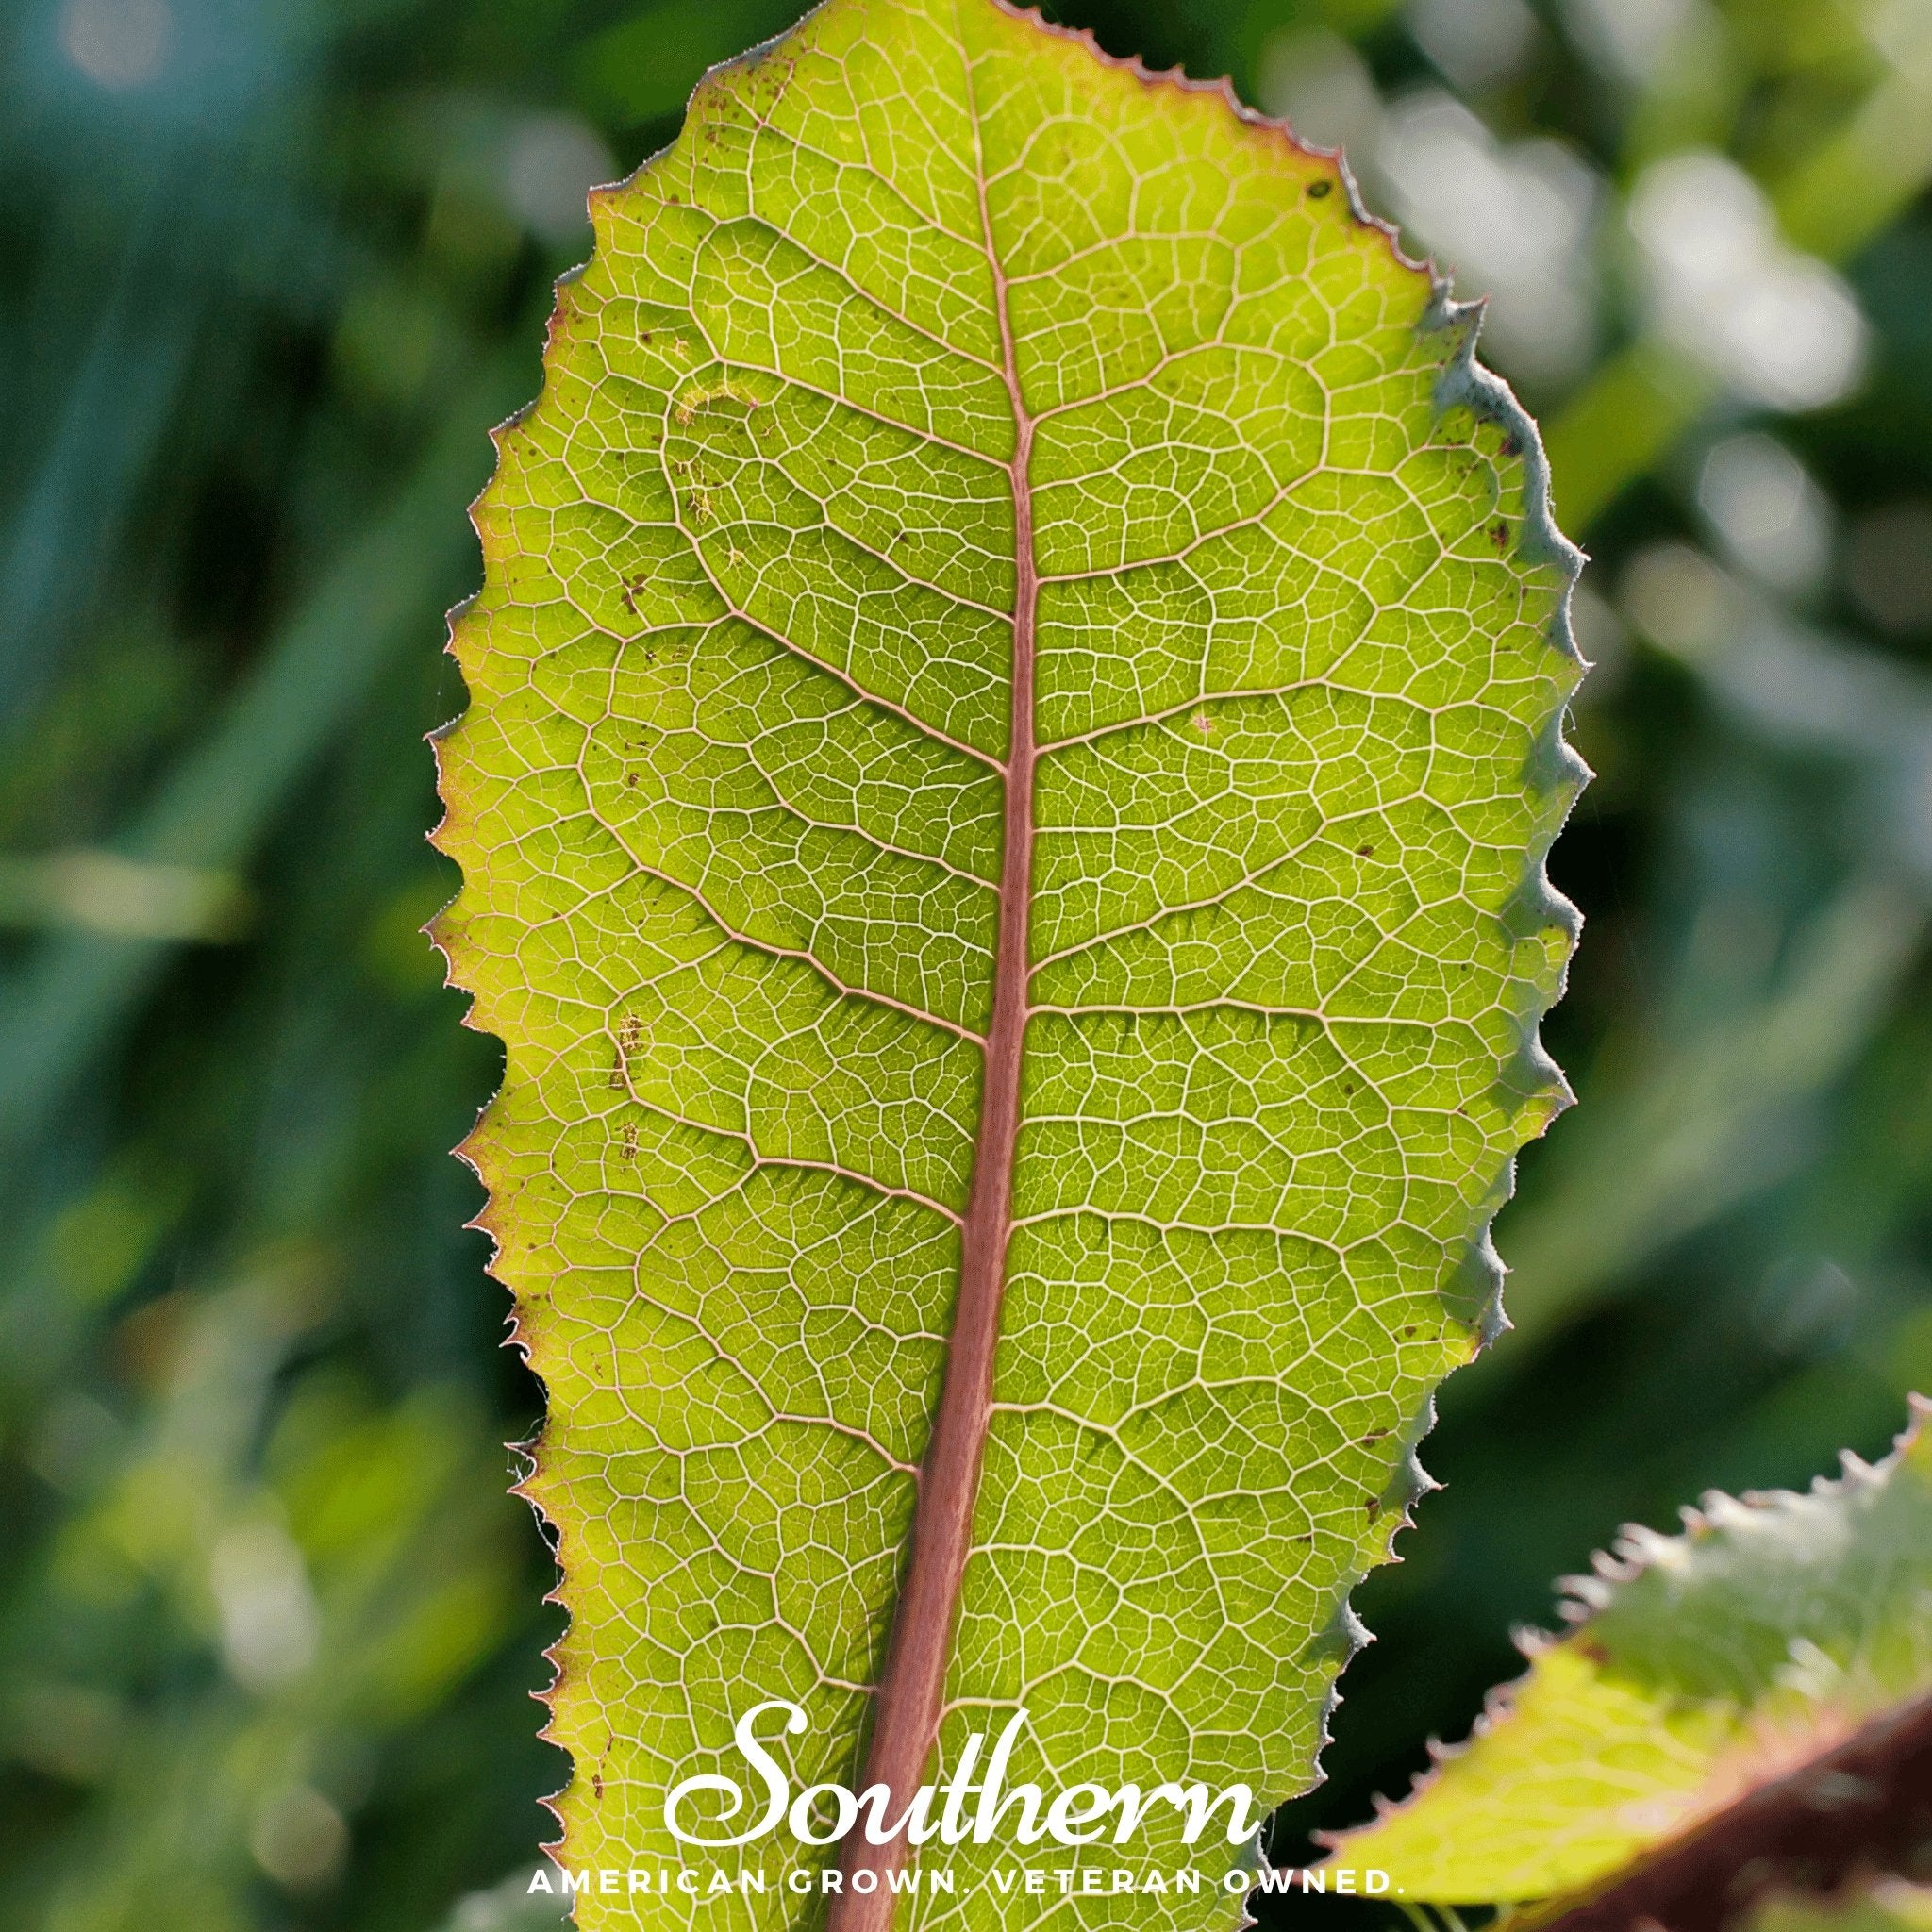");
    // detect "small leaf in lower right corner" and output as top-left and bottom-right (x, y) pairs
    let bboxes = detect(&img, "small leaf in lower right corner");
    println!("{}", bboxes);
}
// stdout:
(1324, 1397), (1932, 1916)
